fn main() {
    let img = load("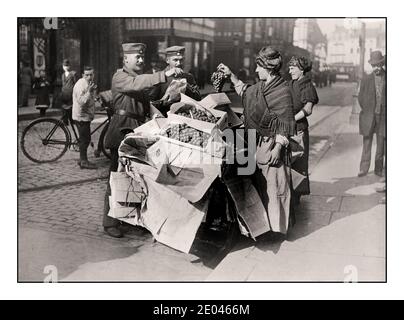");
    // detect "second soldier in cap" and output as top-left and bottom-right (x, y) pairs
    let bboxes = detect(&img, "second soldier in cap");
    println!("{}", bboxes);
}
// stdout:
(149, 45), (201, 115)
